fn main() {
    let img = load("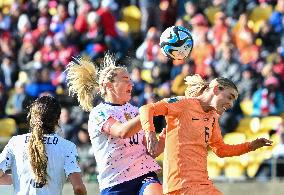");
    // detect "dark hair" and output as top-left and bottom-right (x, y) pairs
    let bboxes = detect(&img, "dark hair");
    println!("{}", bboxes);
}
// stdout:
(27, 95), (61, 185)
